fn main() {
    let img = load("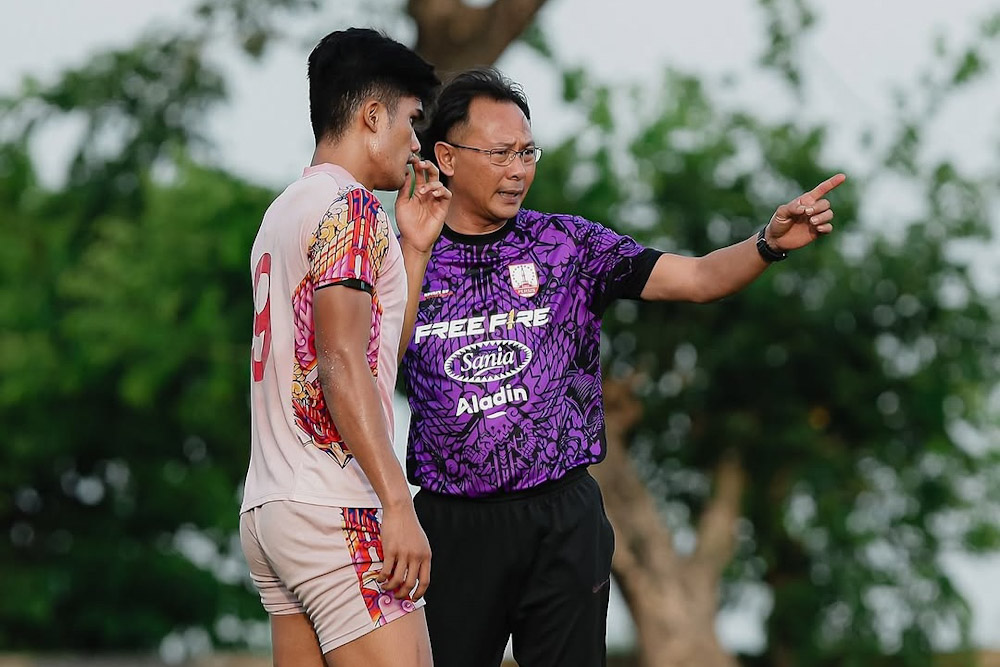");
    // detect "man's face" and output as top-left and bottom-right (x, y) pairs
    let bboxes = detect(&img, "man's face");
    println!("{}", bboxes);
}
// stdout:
(371, 95), (422, 191)
(438, 98), (535, 224)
